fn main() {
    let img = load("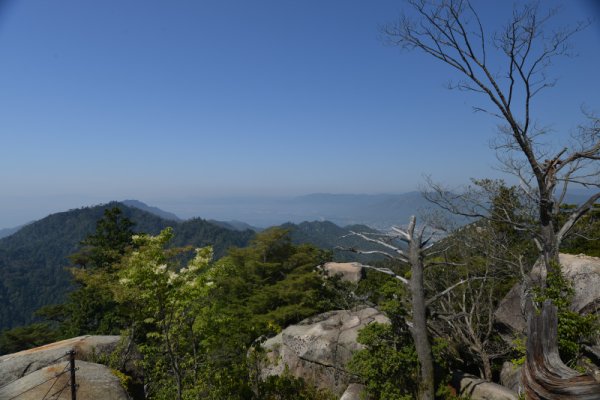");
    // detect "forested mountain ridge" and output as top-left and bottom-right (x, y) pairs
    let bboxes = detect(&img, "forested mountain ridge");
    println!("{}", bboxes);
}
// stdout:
(0, 202), (254, 329)
(0, 225), (27, 240)
(121, 199), (182, 221)
(0, 203), (388, 330)
(281, 220), (388, 262)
